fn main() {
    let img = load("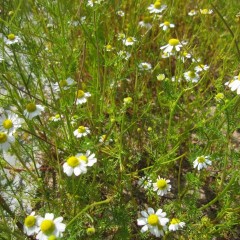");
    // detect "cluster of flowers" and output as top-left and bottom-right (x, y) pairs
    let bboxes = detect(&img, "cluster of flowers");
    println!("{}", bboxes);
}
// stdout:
(24, 212), (66, 240)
